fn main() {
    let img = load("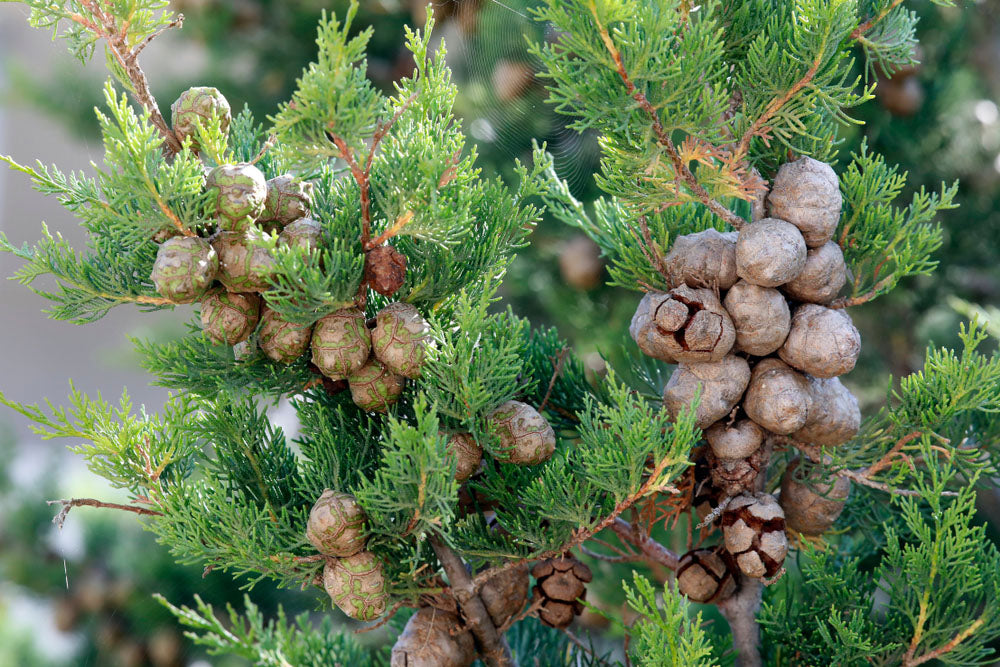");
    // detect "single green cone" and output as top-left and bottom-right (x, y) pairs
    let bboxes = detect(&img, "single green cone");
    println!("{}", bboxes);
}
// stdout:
(487, 400), (556, 465)
(278, 218), (322, 253)
(372, 302), (429, 379)
(205, 163), (267, 231)
(260, 174), (314, 228)
(322, 552), (388, 621)
(212, 230), (276, 293)
(306, 490), (367, 557)
(311, 308), (371, 380)
(170, 86), (231, 152)
(348, 359), (405, 412)
(151, 236), (218, 303)
(201, 291), (261, 345)
(258, 307), (313, 364)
